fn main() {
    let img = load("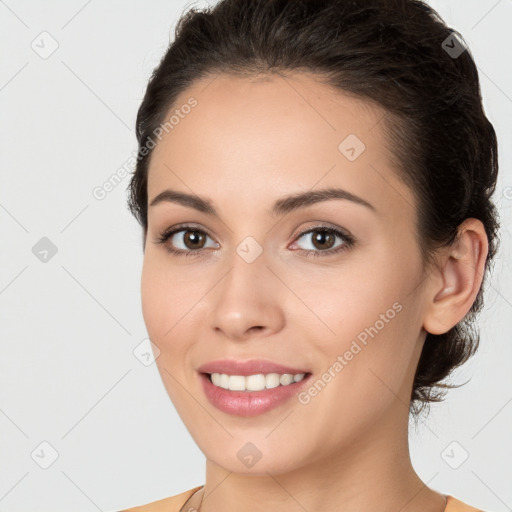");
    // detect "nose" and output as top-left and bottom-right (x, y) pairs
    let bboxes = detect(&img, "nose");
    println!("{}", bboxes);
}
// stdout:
(207, 251), (286, 342)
